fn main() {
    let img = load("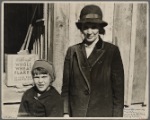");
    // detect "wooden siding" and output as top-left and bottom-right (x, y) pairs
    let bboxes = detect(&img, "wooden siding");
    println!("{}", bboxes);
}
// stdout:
(52, 3), (70, 92)
(113, 3), (133, 105)
(132, 3), (147, 103)
(32, 2), (148, 106)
